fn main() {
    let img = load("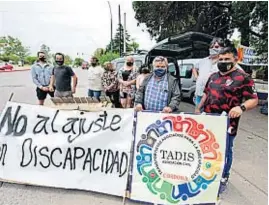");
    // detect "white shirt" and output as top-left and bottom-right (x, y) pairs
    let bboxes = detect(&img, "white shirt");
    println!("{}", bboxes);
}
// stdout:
(195, 57), (218, 96)
(88, 66), (104, 91)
